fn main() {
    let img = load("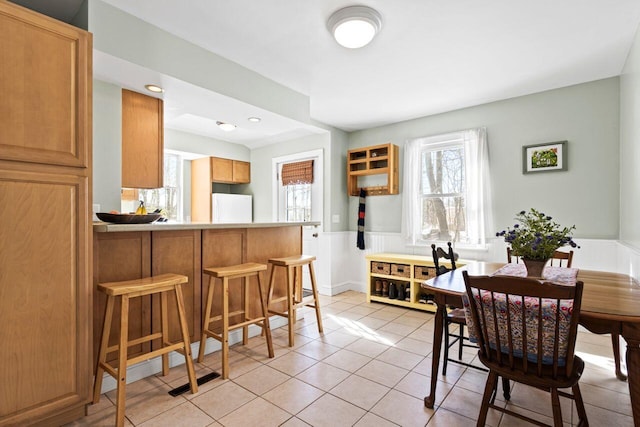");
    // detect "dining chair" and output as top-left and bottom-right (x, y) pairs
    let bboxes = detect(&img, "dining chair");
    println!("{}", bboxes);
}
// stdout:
(432, 243), (477, 374)
(508, 248), (626, 381)
(462, 272), (588, 426)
